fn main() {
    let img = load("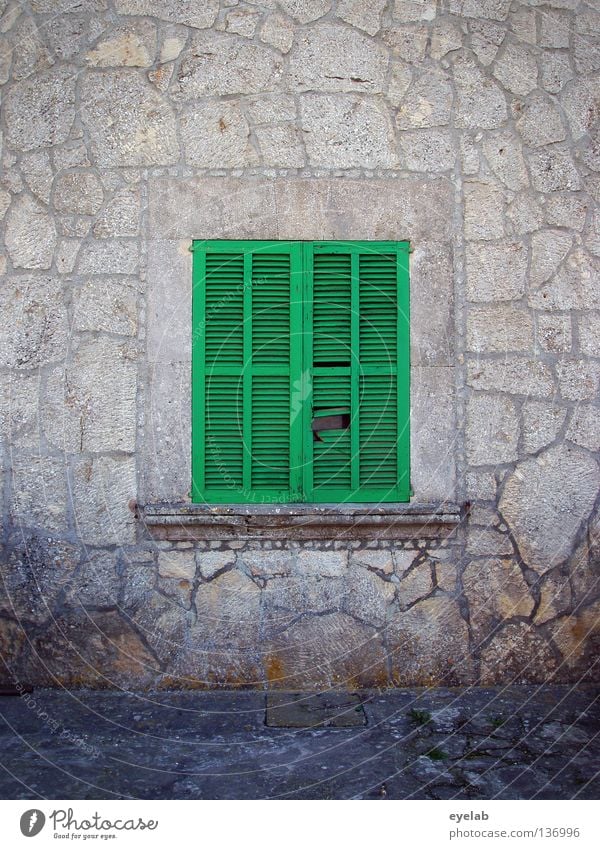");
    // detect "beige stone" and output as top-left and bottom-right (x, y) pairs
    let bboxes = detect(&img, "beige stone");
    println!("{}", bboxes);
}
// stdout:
(259, 14), (294, 53)
(158, 550), (195, 580)
(463, 559), (533, 644)
(86, 21), (157, 67)
(480, 622), (557, 684)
